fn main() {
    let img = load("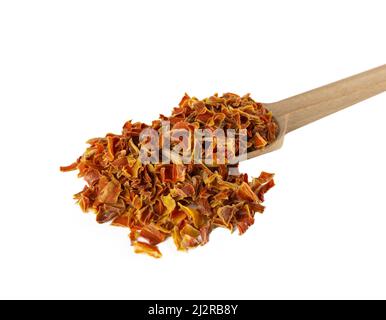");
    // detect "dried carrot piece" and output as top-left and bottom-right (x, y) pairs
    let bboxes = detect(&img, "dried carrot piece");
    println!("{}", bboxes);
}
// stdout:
(133, 242), (162, 259)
